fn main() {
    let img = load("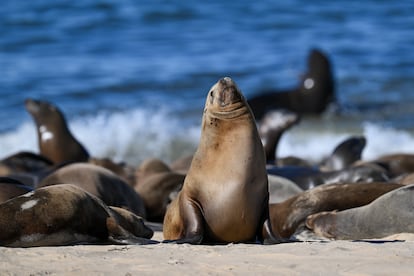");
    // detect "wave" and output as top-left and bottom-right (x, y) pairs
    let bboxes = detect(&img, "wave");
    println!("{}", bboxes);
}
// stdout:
(1, 108), (414, 167)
